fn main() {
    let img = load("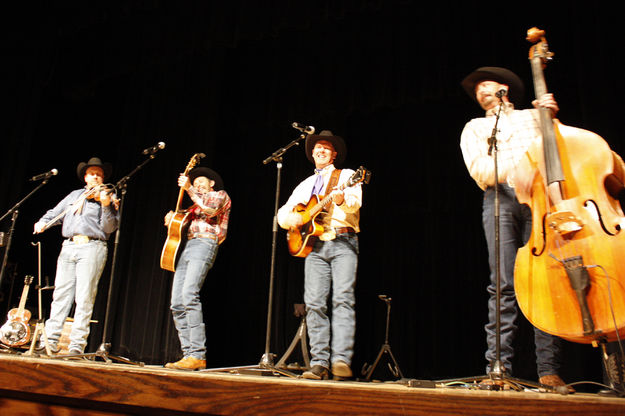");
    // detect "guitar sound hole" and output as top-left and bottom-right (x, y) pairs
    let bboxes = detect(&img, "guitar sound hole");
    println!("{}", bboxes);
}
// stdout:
(2, 322), (27, 342)
(302, 222), (312, 236)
